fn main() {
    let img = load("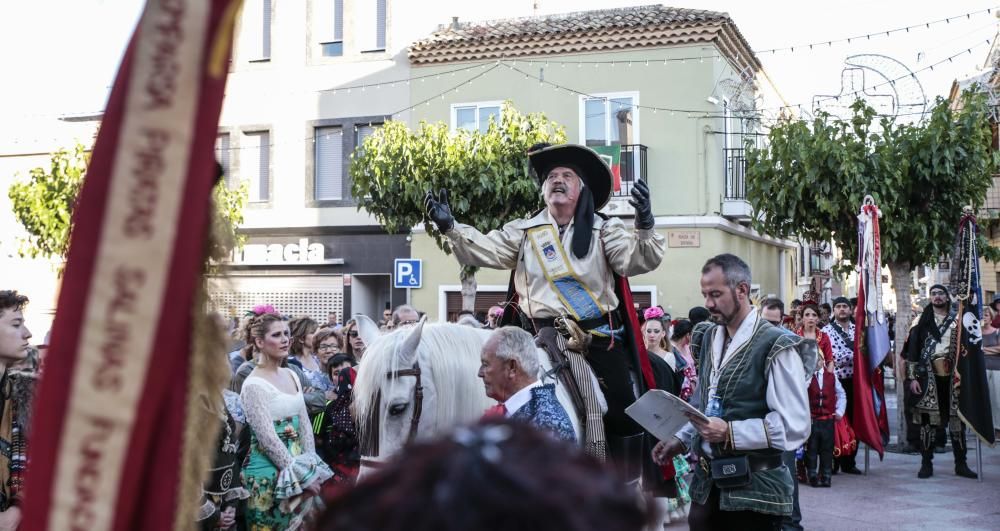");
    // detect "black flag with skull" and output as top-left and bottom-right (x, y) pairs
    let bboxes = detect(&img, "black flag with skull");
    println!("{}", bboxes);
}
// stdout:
(949, 211), (996, 445)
